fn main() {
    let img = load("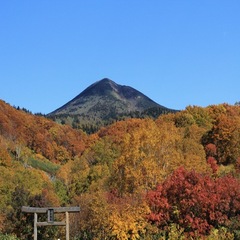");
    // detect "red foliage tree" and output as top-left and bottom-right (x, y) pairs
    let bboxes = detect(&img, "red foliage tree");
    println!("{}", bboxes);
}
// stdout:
(205, 143), (217, 157)
(207, 156), (218, 174)
(236, 157), (240, 174)
(146, 167), (240, 237)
